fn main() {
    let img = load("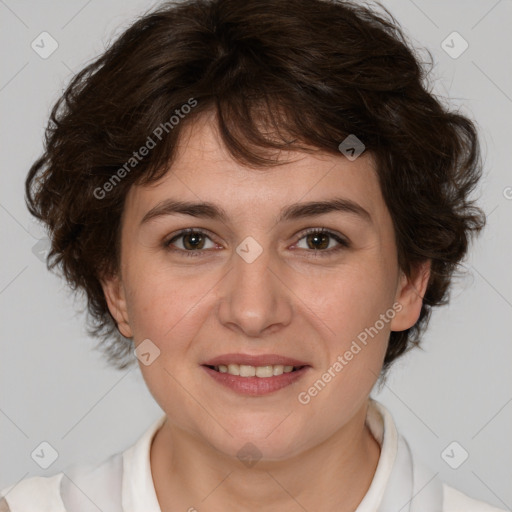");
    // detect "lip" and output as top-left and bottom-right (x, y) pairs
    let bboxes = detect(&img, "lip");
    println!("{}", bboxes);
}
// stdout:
(201, 365), (311, 396)
(202, 353), (310, 367)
